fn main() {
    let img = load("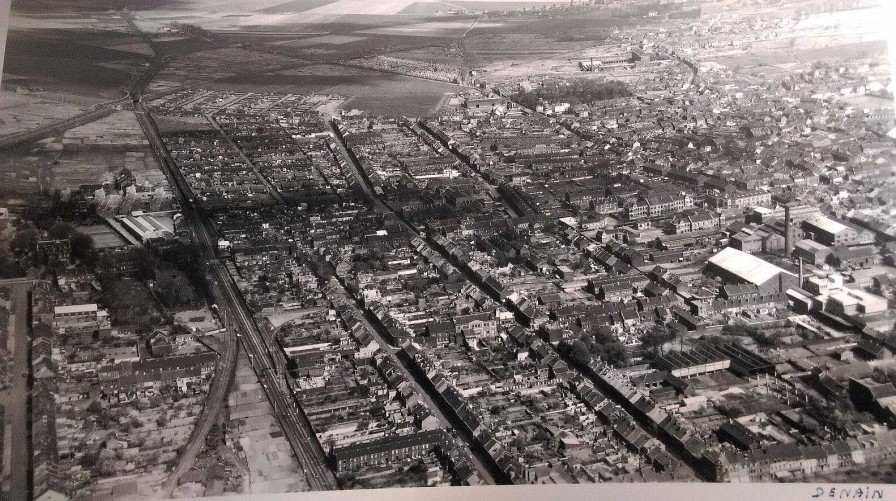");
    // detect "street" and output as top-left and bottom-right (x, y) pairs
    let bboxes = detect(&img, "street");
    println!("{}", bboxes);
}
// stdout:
(0, 283), (32, 501)
(326, 279), (496, 485)
(135, 105), (339, 491)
